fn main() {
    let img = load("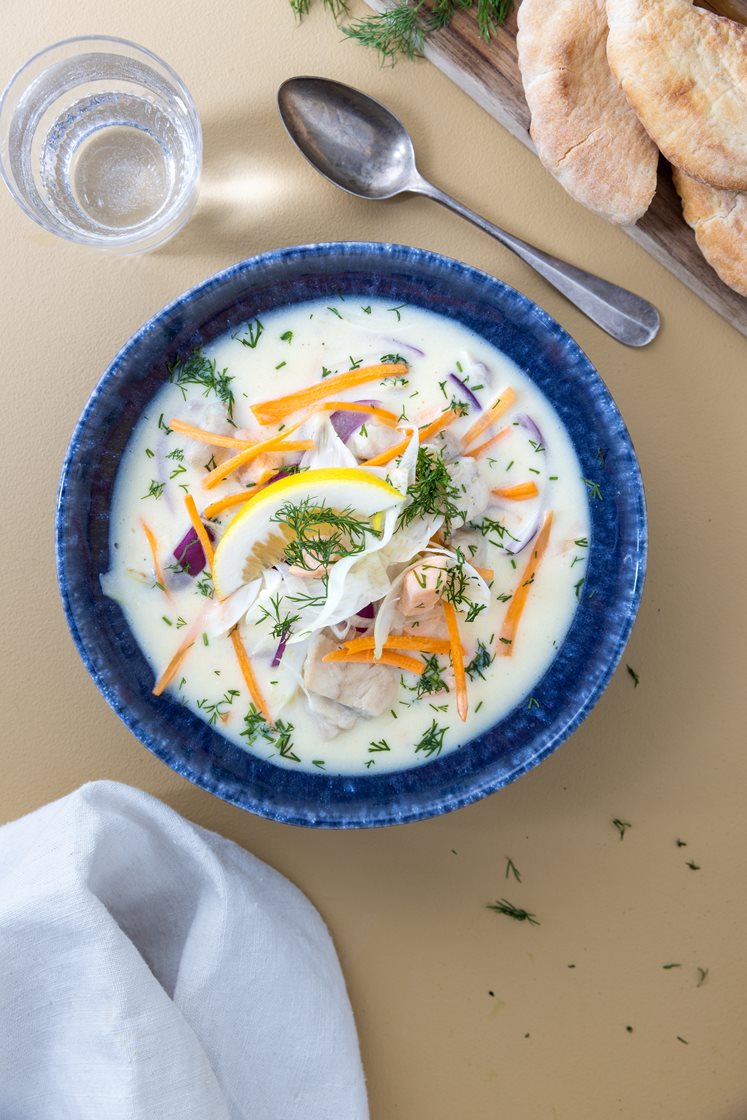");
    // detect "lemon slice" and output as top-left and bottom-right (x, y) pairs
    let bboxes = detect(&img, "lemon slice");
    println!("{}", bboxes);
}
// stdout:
(212, 467), (405, 598)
